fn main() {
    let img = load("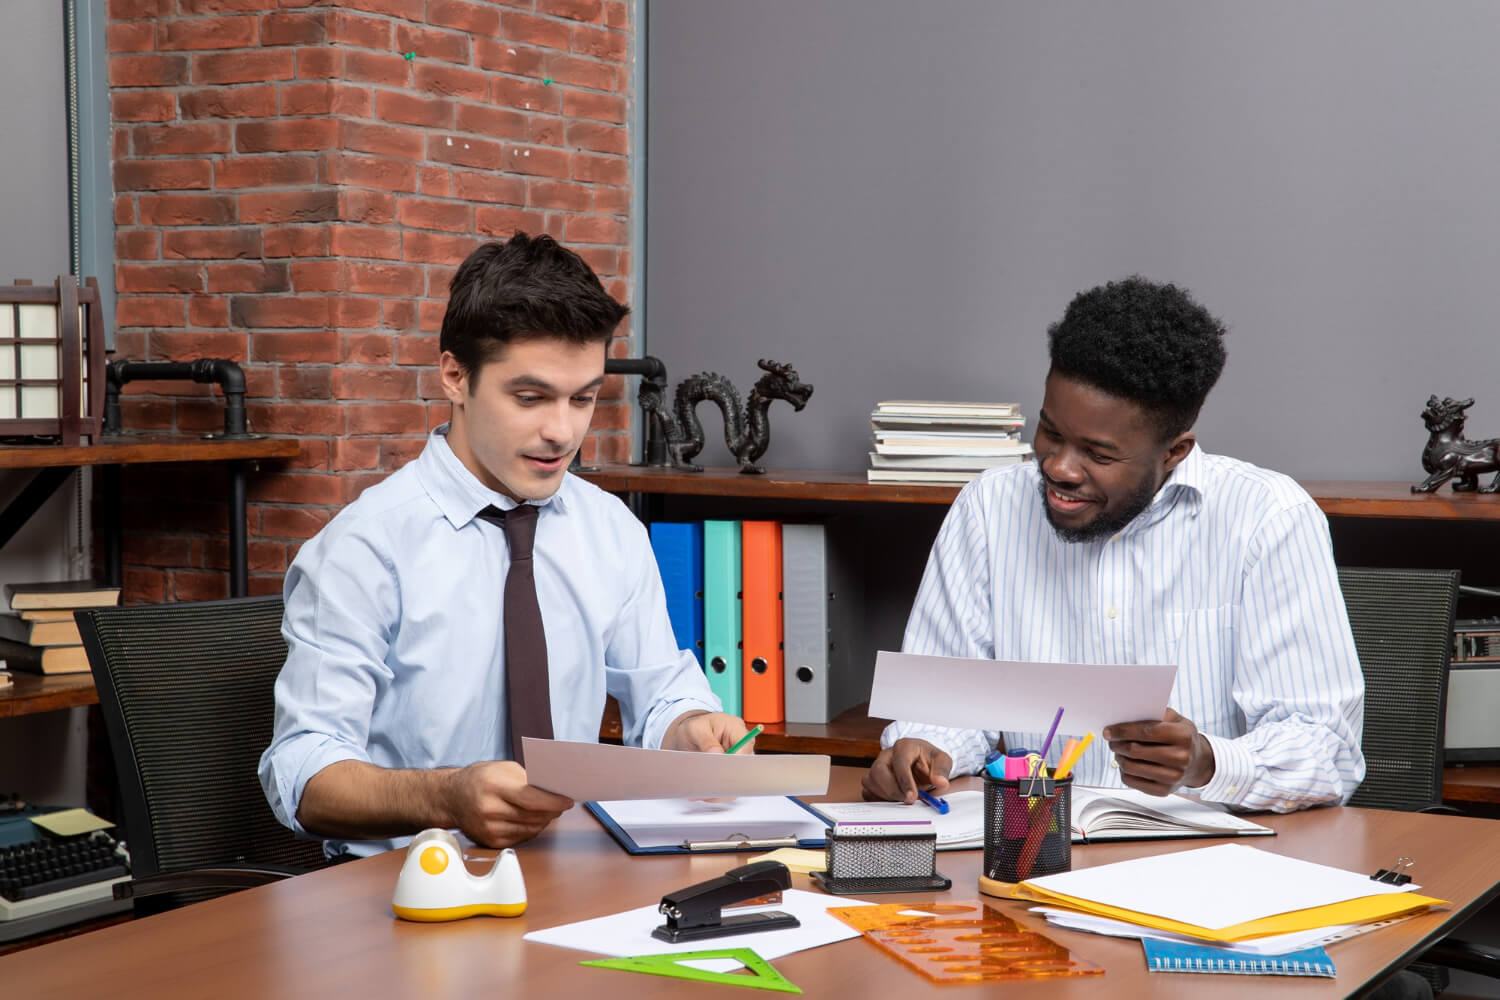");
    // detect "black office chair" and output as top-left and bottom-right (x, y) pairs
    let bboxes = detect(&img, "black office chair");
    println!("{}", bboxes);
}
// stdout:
(77, 595), (326, 913)
(1338, 567), (1500, 992)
